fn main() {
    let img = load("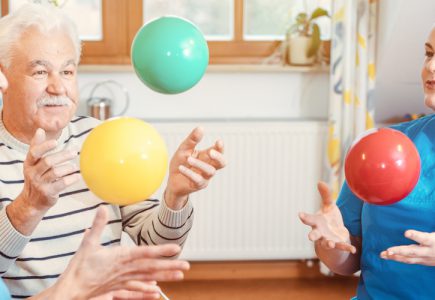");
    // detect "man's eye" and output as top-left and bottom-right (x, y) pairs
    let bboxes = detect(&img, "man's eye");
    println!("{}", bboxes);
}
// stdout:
(425, 51), (434, 58)
(33, 70), (48, 78)
(62, 70), (74, 76)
